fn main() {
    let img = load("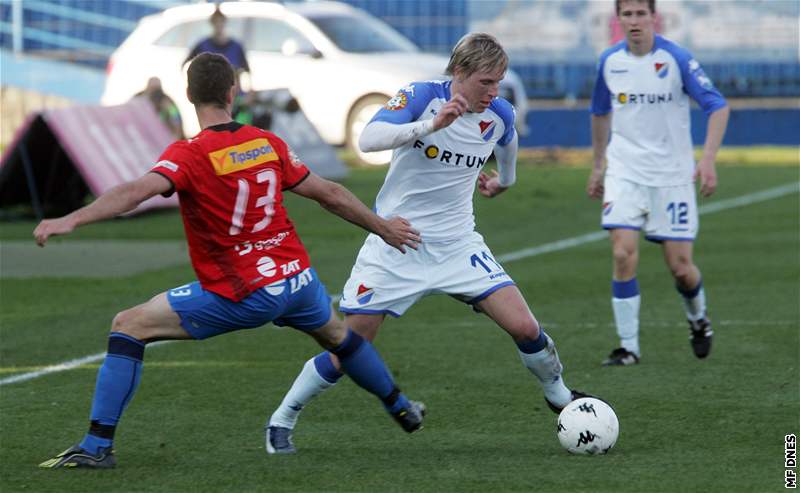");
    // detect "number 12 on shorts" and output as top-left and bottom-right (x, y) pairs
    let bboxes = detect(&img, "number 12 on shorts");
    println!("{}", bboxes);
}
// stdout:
(667, 201), (689, 225)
